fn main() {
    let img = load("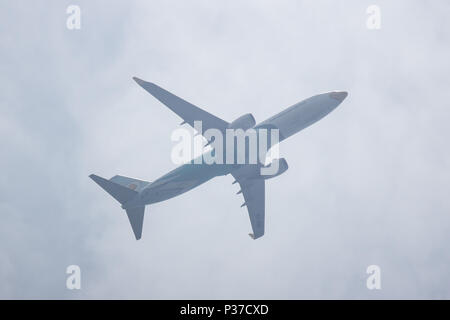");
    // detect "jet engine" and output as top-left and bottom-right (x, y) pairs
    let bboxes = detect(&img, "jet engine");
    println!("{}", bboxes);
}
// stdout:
(228, 113), (256, 130)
